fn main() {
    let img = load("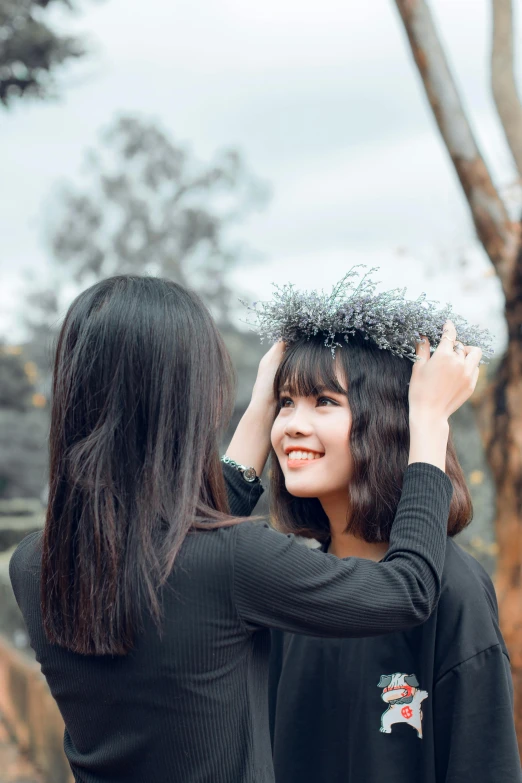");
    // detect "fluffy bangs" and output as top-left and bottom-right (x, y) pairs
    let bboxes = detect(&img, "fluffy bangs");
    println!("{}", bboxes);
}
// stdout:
(274, 337), (347, 400)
